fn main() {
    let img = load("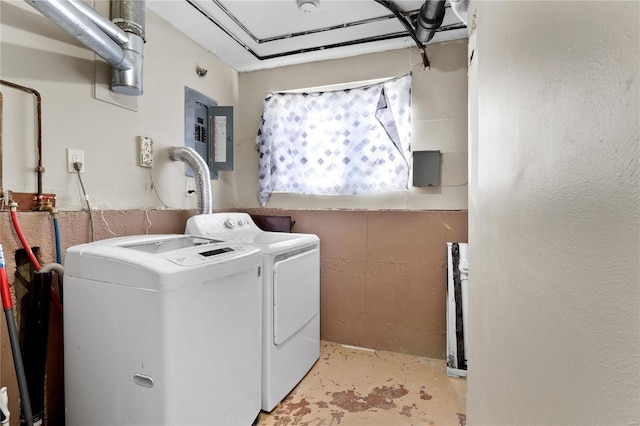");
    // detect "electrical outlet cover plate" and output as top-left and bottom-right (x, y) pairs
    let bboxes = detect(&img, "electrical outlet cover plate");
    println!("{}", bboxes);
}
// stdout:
(67, 148), (85, 173)
(186, 181), (195, 197)
(139, 136), (153, 167)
